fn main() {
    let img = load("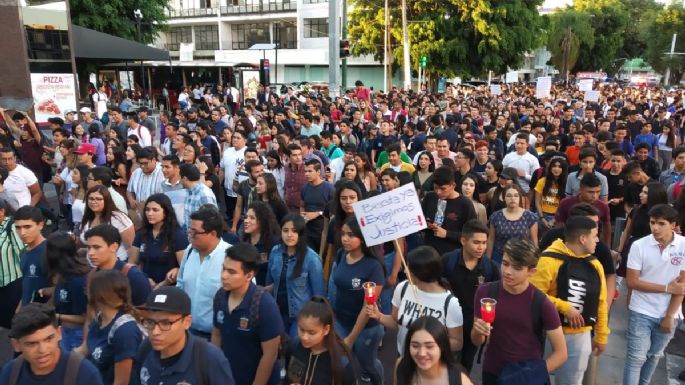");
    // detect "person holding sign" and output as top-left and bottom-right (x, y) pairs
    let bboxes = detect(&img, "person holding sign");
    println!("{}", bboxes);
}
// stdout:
(328, 216), (385, 385)
(367, 245), (464, 355)
(421, 166), (477, 255)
